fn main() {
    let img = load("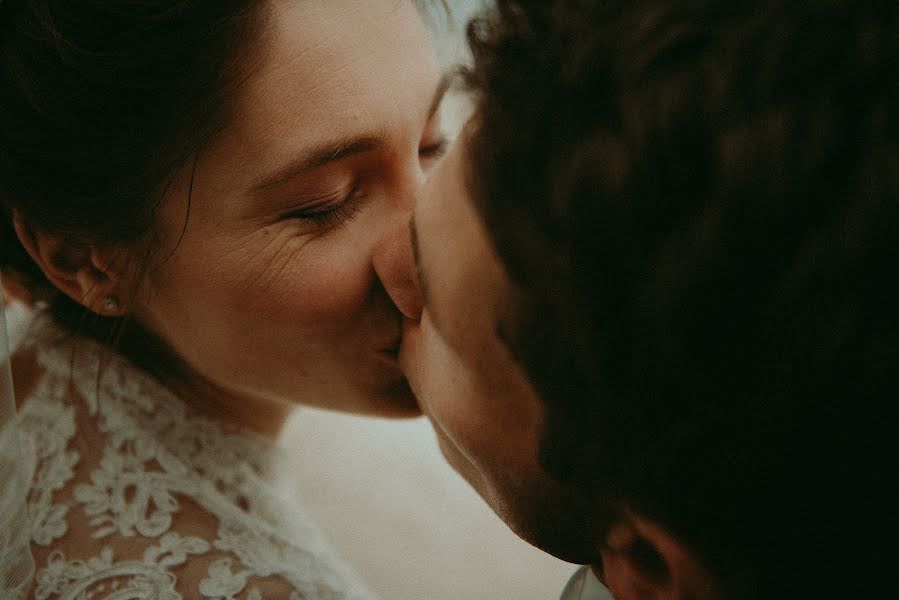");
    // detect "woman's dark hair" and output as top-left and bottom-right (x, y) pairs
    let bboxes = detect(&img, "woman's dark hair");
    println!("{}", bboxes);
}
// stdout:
(465, 0), (896, 597)
(1, 0), (268, 337)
